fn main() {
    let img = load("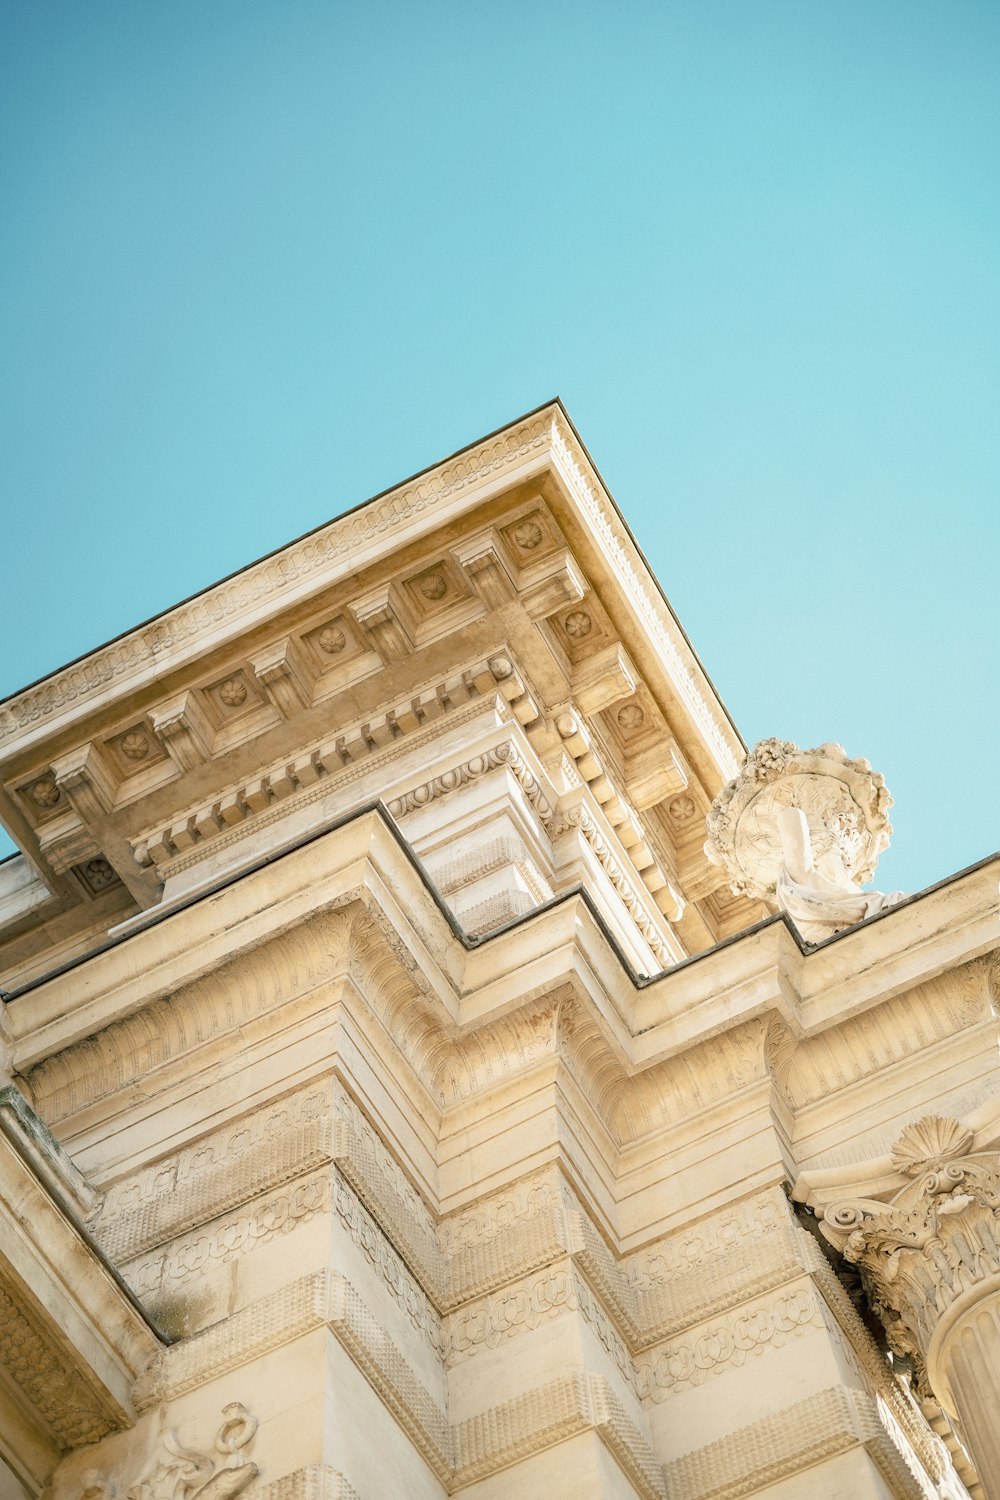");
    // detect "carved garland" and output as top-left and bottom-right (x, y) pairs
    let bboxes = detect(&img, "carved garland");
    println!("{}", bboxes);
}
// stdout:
(0, 1277), (117, 1449)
